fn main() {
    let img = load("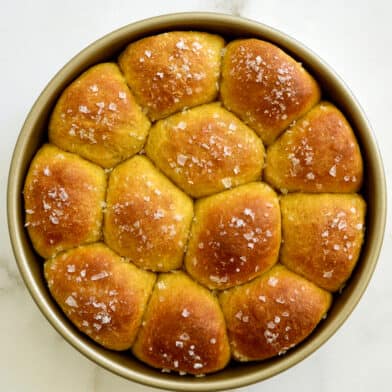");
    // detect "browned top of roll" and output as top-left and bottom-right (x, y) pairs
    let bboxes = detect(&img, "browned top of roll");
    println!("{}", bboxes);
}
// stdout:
(24, 144), (106, 258)
(119, 31), (224, 121)
(44, 243), (156, 350)
(132, 272), (230, 375)
(185, 182), (281, 290)
(280, 193), (366, 291)
(146, 103), (265, 198)
(103, 155), (193, 272)
(219, 265), (332, 361)
(264, 102), (363, 192)
(221, 39), (320, 145)
(49, 63), (150, 168)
